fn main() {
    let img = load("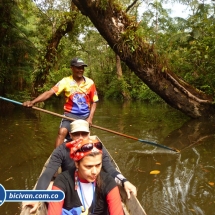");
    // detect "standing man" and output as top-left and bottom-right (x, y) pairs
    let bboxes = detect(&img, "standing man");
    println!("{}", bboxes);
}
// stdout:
(23, 57), (98, 147)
